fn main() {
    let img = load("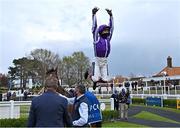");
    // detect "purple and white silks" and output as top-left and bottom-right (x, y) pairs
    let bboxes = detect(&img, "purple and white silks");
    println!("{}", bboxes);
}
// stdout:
(92, 15), (114, 58)
(91, 14), (114, 82)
